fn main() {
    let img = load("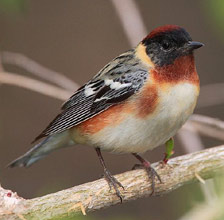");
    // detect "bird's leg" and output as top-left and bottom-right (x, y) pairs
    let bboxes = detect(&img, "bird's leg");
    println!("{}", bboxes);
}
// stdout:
(95, 147), (124, 202)
(163, 137), (174, 164)
(132, 153), (162, 195)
